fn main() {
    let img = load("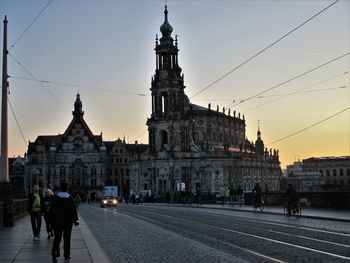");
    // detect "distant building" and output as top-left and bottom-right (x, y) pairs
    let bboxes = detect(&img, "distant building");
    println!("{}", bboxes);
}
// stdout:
(104, 138), (147, 198)
(26, 94), (108, 200)
(284, 156), (350, 192)
(129, 6), (281, 197)
(9, 156), (27, 198)
(25, 94), (147, 199)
